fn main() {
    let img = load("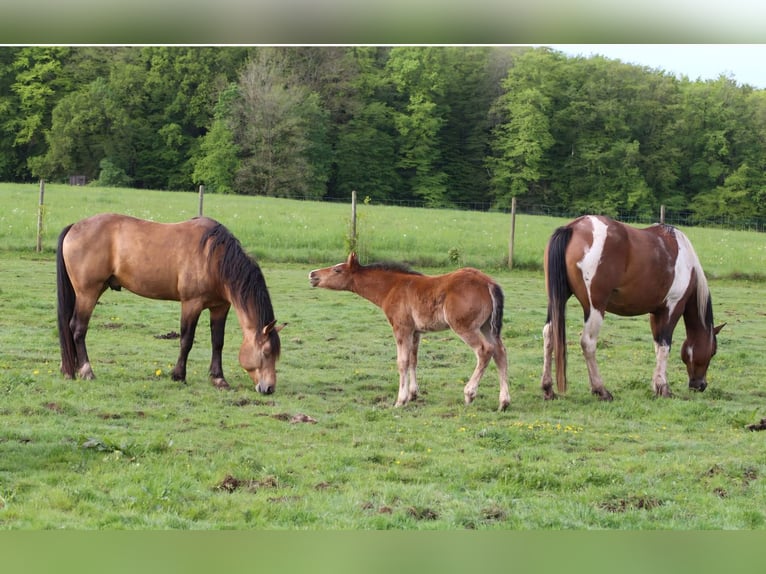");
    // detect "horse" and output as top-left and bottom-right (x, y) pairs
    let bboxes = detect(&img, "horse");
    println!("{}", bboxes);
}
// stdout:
(57, 213), (285, 392)
(540, 214), (724, 401)
(309, 252), (510, 411)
